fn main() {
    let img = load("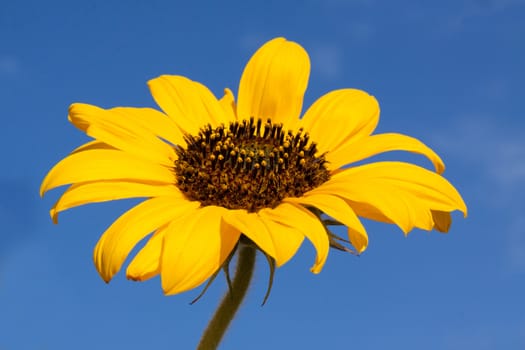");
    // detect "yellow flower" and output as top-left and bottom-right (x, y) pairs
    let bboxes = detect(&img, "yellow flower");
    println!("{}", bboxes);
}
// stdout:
(41, 37), (466, 296)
